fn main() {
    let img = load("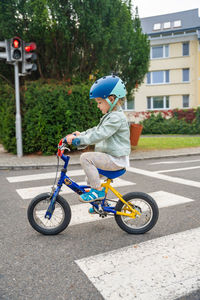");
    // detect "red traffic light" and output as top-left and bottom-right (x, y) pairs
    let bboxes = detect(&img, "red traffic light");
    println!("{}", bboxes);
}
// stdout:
(25, 42), (36, 52)
(13, 38), (21, 48)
